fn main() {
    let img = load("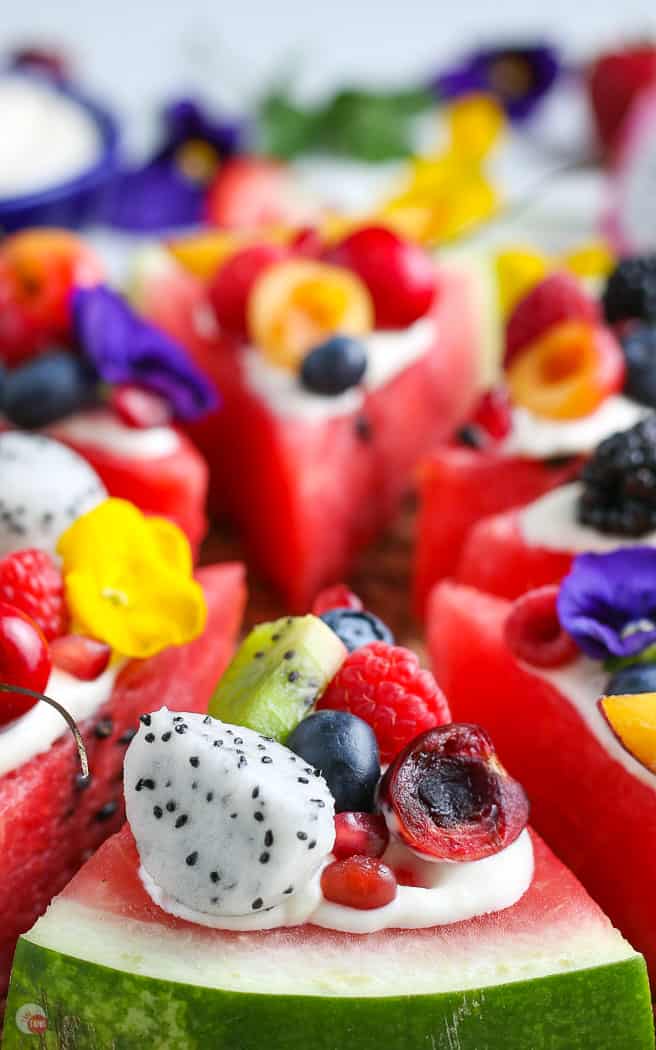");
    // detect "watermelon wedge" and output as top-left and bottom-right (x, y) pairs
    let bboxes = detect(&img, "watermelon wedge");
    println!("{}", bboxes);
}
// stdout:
(413, 445), (582, 618)
(4, 822), (652, 1048)
(139, 257), (481, 611)
(428, 580), (656, 988)
(0, 563), (246, 1007)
